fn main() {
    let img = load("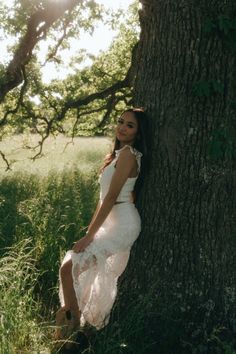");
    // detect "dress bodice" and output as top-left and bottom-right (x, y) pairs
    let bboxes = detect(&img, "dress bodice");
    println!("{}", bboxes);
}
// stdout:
(99, 145), (142, 203)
